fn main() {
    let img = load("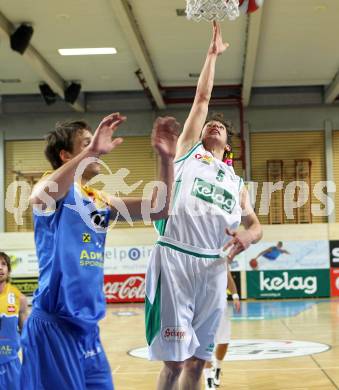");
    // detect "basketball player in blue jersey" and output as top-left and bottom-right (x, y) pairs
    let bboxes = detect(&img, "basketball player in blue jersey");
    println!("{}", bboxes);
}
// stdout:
(145, 22), (262, 390)
(0, 251), (28, 390)
(20, 113), (179, 390)
(251, 241), (290, 268)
